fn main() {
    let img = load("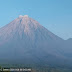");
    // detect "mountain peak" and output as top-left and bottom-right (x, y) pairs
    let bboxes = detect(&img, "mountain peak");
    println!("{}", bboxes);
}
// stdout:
(19, 15), (29, 18)
(17, 15), (41, 30)
(24, 15), (29, 17)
